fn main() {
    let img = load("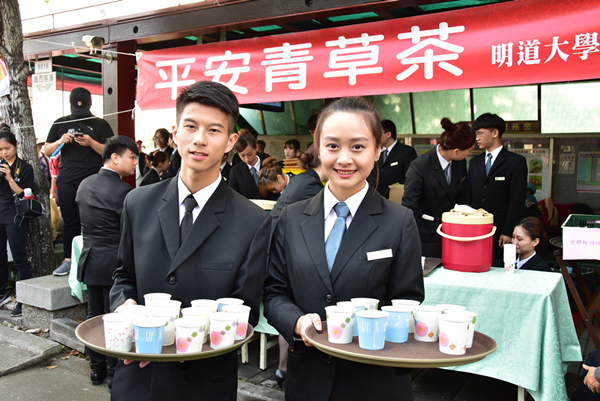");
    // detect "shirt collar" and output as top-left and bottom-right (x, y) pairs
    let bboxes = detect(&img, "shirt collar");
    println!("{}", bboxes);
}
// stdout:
(382, 139), (398, 153)
(246, 156), (261, 173)
(101, 166), (122, 178)
(436, 145), (450, 170)
(177, 172), (222, 209)
(323, 181), (369, 221)
(517, 251), (536, 269)
(486, 145), (503, 160)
